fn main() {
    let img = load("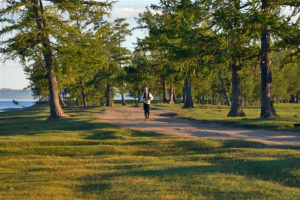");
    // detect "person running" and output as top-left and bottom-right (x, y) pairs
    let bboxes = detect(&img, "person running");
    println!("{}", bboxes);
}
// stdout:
(140, 87), (153, 121)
